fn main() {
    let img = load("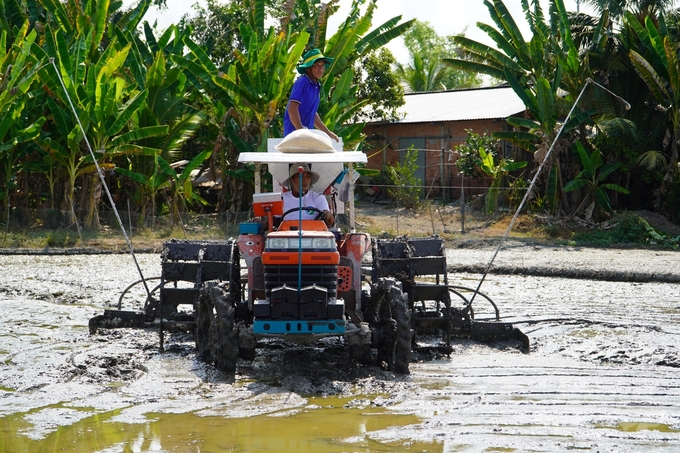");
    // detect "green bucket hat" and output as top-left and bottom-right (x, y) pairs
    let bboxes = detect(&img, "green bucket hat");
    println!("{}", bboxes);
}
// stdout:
(296, 48), (334, 75)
